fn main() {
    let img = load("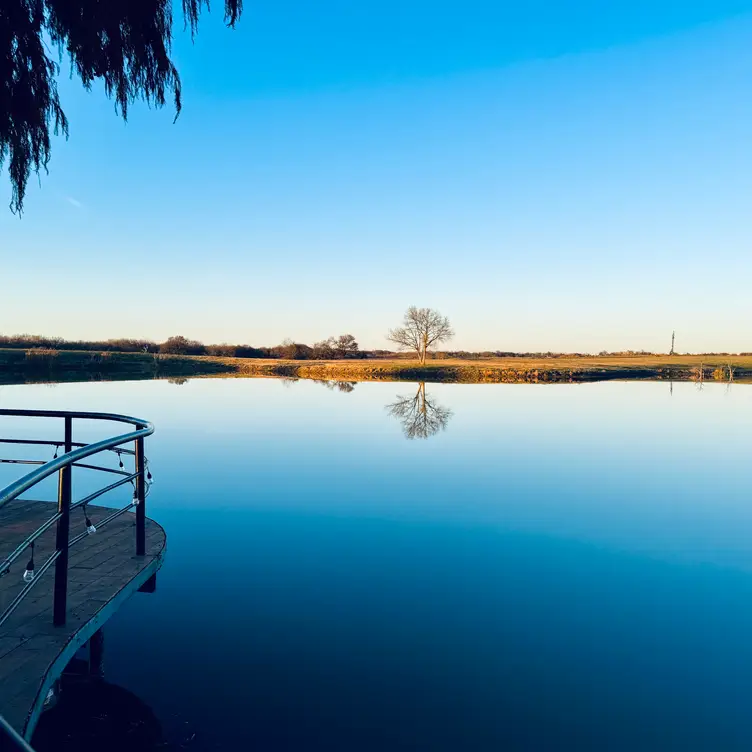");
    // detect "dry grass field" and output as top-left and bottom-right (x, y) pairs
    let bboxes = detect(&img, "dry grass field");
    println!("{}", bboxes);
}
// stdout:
(213, 354), (752, 383)
(2, 349), (751, 385)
